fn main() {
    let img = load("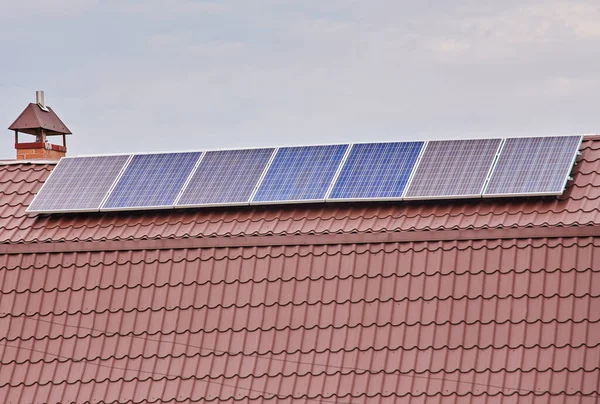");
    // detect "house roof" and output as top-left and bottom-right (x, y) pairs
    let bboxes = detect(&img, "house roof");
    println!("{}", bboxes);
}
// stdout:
(8, 103), (72, 136)
(0, 136), (599, 403)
